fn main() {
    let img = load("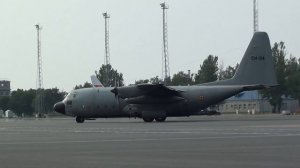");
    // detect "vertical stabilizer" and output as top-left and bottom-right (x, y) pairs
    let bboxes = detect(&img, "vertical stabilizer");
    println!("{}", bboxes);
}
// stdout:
(204, 32), (277, 87)
(91, 75), (104, 87)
